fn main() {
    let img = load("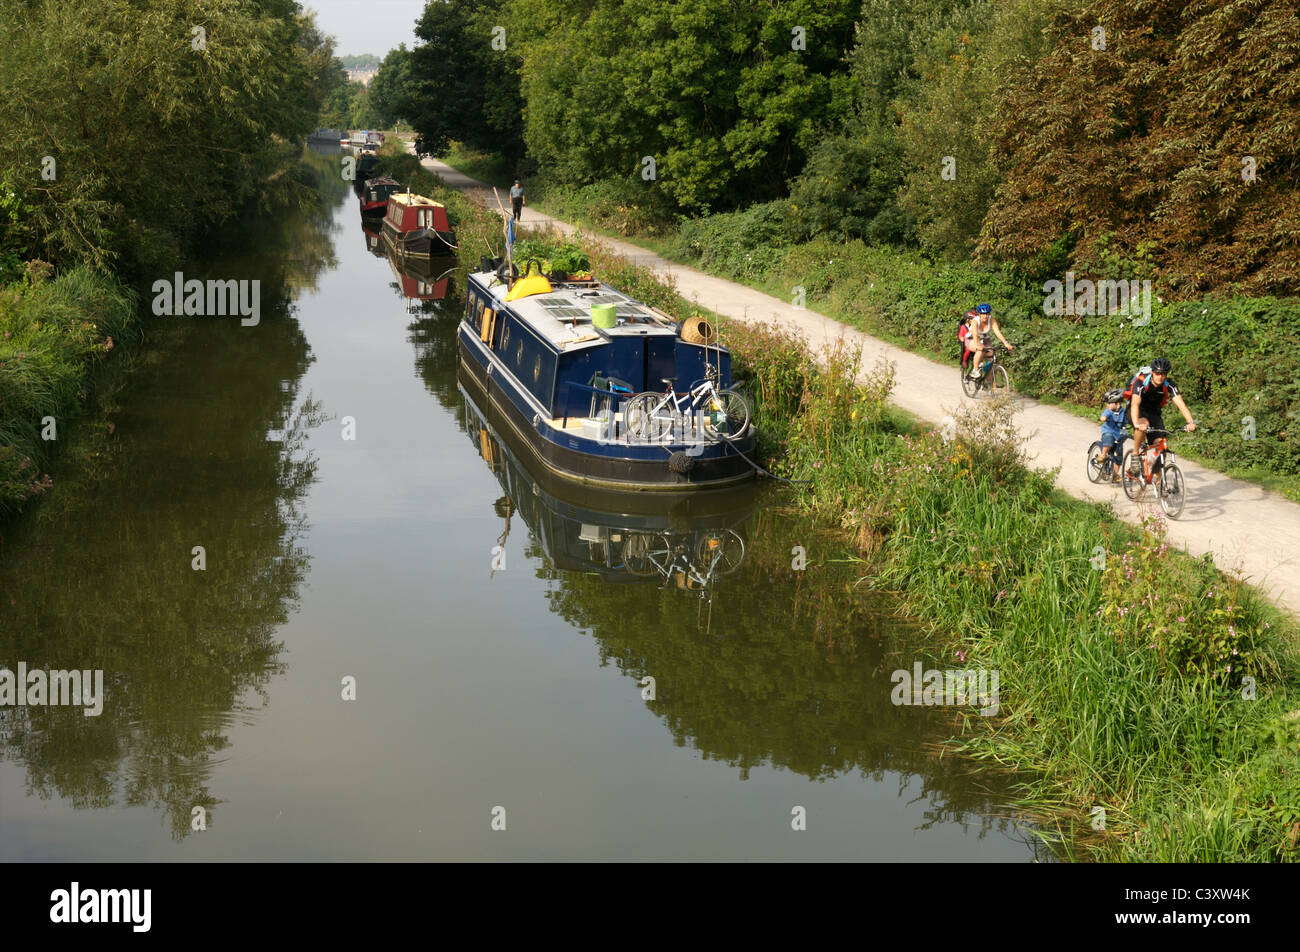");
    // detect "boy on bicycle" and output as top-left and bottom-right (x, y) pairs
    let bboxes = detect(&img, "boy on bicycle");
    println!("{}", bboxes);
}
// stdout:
(1096, 388), (1128, 482)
